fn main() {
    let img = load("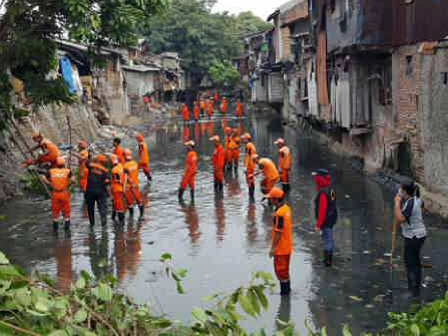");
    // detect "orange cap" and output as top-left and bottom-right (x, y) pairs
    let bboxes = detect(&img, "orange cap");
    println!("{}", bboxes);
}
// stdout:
(184, 140), (195, 147)
(209, 135), (220, 142)
(110, 154), (119, 165)
(241, 133), (252, 140)
(274, 138), (285, 145)
(124, 149), (132, 160)
(96, 154), (106, 164)
(135, 134), (144, 142)
(56, 156), (65, 167)
(266, 187), (285, 199)
(78, 140), (88, 149)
